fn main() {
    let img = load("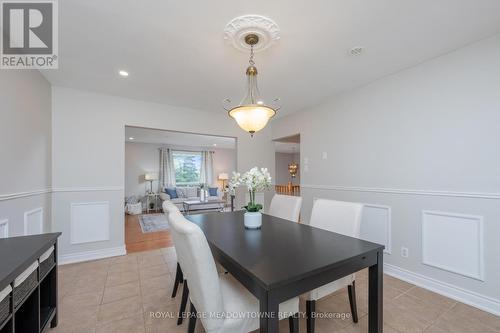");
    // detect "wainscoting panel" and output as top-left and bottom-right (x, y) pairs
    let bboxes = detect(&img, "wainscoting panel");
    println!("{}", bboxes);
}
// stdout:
(24, 207), (43, 235)
(422, 210), (484, 281)
(360, 204), (392, 254)
(0, 219), (8, 238)
(71, 202), (110, 244)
